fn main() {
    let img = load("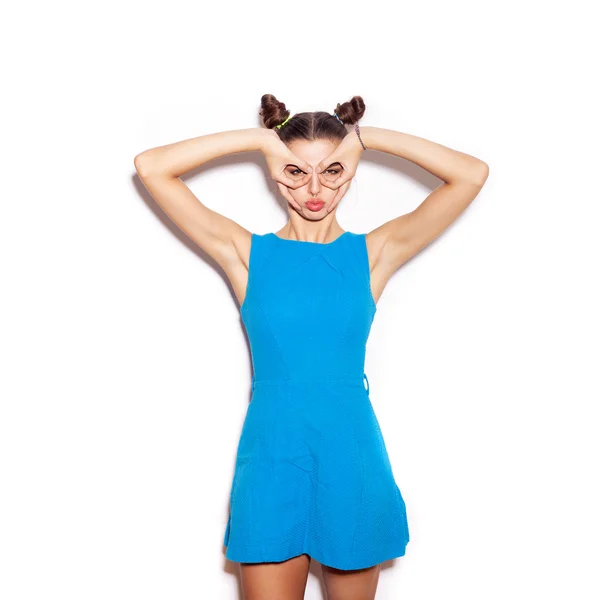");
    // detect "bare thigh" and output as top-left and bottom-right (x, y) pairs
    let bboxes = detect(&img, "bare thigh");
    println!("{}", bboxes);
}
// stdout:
(321, 562), (381, 600)
(239, 554), (311, 600)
